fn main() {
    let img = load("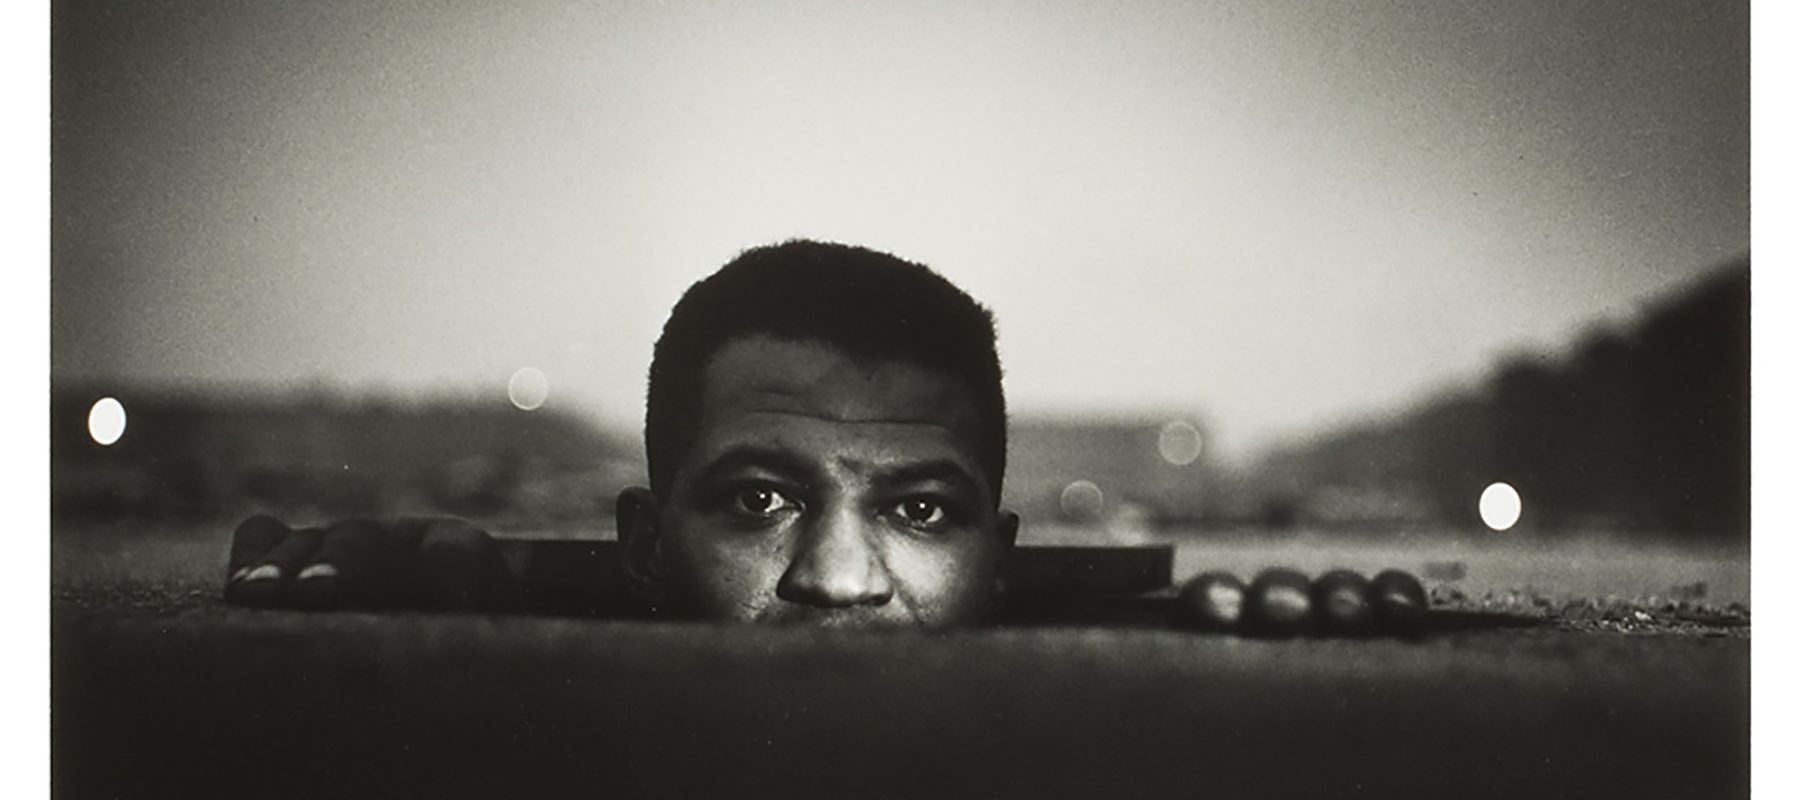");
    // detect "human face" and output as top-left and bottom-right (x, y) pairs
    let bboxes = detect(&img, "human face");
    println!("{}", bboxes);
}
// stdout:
(622, 336), (1016, 627)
